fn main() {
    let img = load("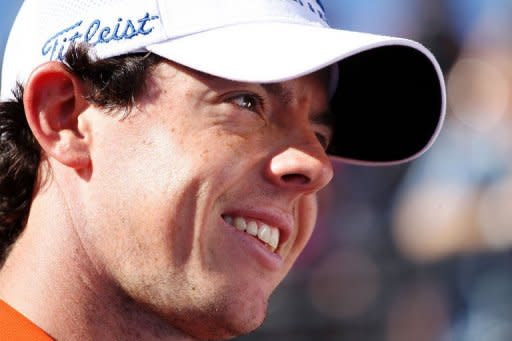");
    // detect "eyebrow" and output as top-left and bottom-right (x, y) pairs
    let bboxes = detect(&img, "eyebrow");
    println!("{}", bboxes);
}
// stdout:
(261, 83), (291, 103)
(311, 109), (334, 127)
(261, 83), (334, 128)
